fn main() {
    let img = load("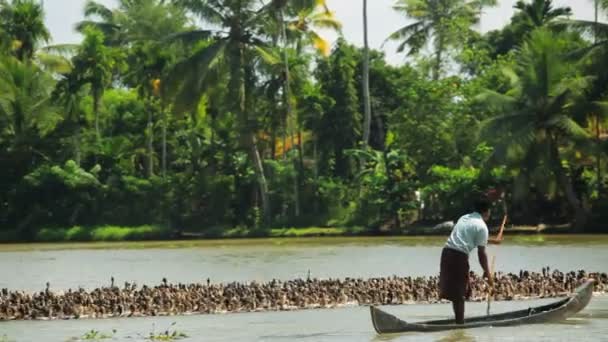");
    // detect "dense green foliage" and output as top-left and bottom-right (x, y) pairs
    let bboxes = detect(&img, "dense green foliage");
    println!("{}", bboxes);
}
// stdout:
(0, 0), (607, 240)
